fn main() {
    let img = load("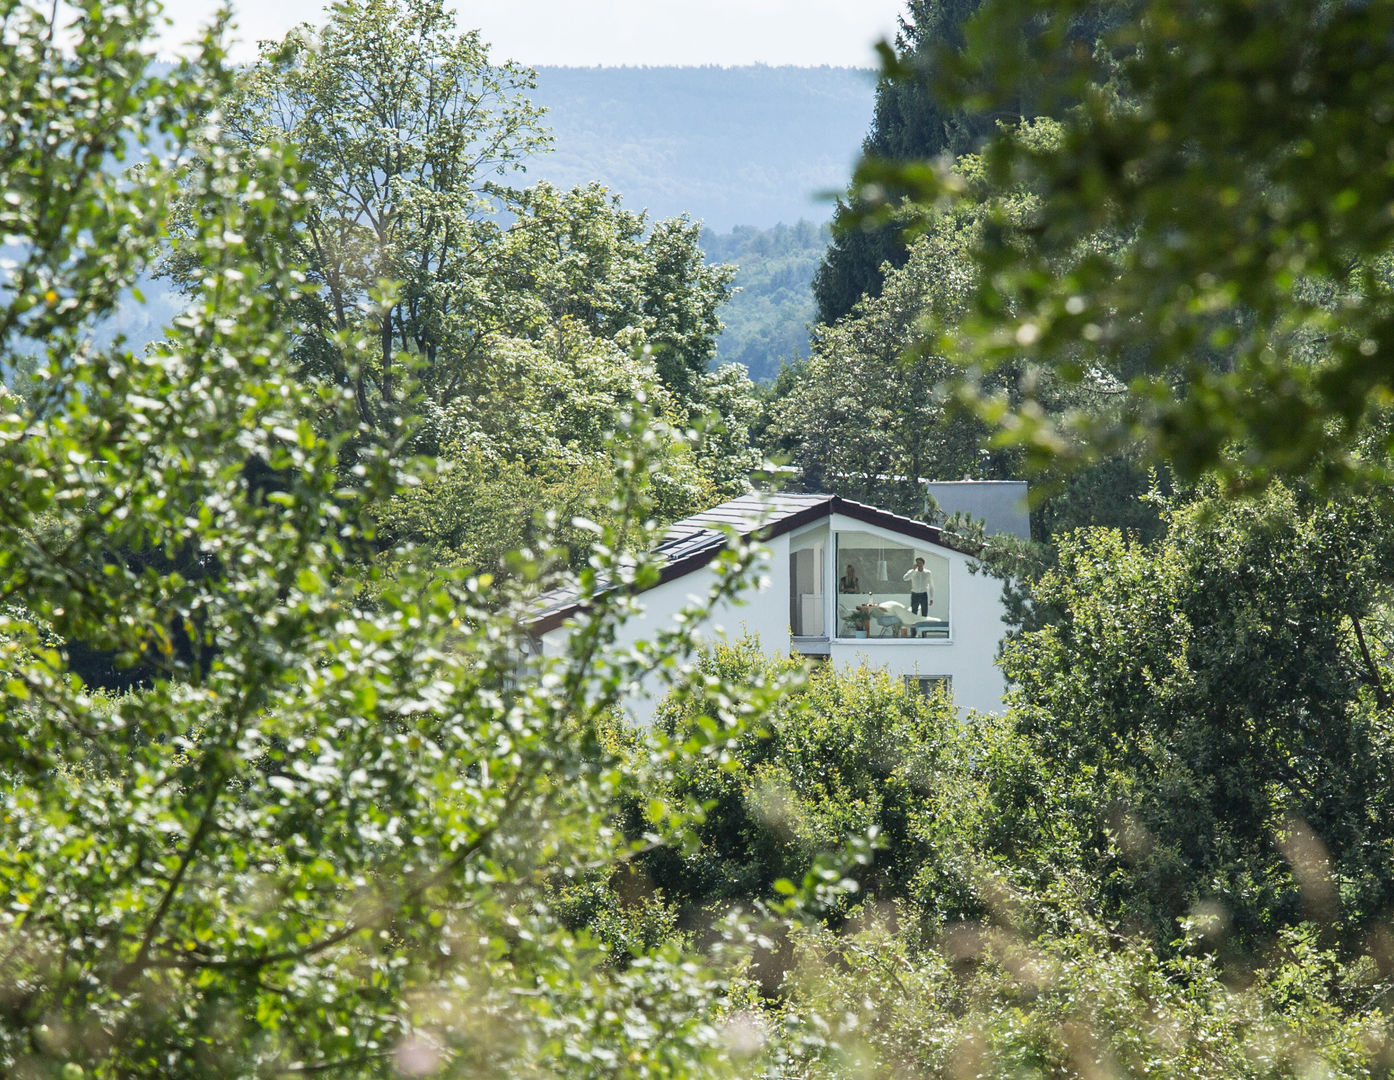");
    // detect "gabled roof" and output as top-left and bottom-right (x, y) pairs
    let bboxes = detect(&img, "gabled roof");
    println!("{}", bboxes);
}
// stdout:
(527, 492), (968, 635)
